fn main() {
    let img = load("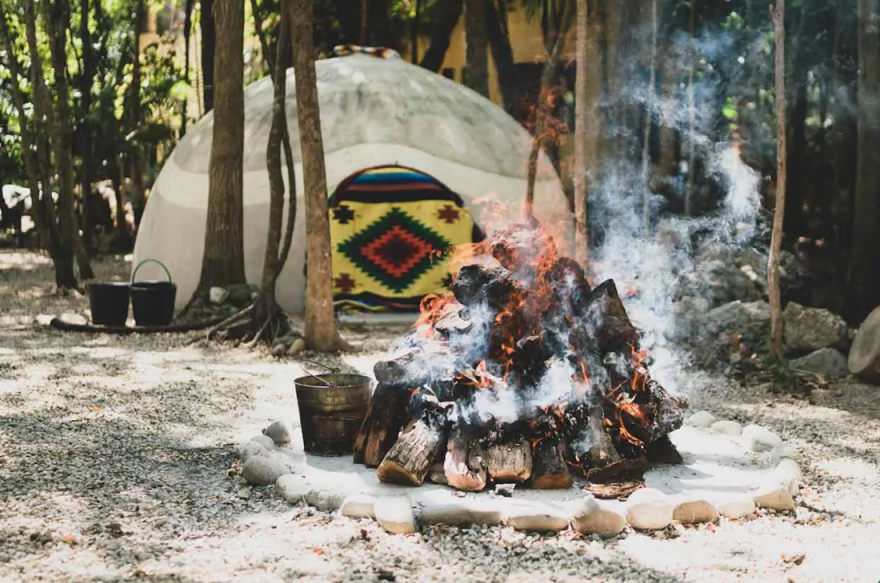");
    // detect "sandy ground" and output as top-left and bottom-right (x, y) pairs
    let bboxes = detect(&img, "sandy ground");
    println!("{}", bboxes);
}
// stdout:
(1, 250), (880, 583)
